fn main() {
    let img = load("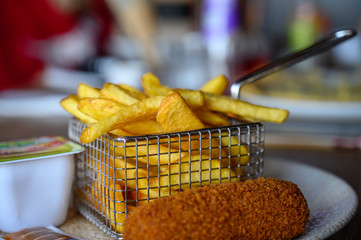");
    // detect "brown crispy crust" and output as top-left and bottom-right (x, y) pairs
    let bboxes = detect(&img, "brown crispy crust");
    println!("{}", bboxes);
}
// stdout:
(123, 177), (309, 240)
